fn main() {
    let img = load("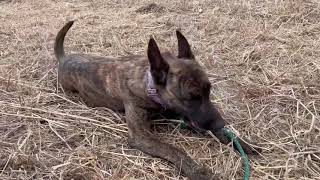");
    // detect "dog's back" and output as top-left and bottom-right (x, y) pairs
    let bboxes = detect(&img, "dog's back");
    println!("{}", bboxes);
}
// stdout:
(54, 21), (149, 109)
